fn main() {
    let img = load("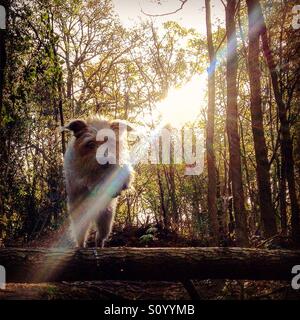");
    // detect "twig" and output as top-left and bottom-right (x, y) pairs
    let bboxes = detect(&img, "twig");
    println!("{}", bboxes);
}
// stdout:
(255, 234), (280, 248)
(141, 0), (188, 17)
